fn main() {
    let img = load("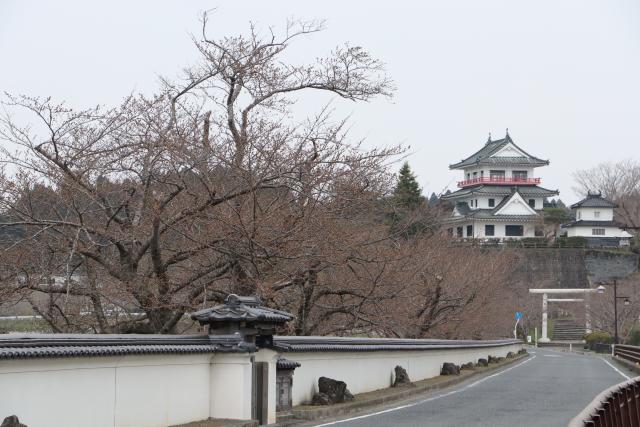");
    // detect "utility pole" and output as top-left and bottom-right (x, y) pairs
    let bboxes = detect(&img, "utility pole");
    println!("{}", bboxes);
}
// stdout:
(614, 279), (618, 344)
